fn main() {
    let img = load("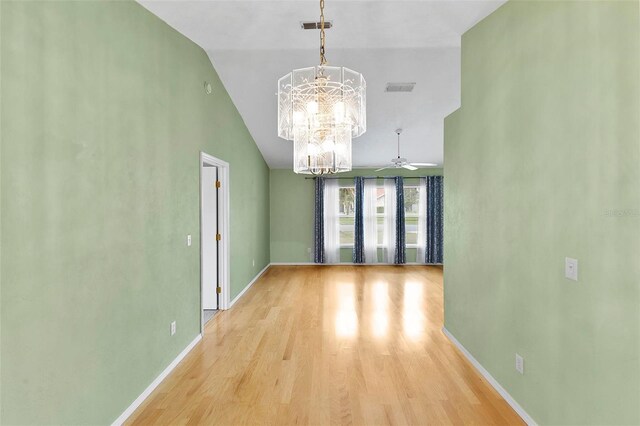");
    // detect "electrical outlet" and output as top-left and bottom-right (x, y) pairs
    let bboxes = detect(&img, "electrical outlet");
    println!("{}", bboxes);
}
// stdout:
(252, 259), (255, 267)
(565, 257), (578, 281)
(515, 353), (524, 374)
(170, 321), (177, 336)
(187, 235), (192, 247)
